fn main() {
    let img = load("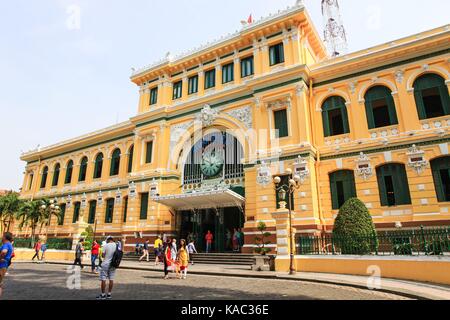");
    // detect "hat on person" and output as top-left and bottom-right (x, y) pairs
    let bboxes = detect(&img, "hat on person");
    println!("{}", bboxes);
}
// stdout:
(106, 235), (114, 241)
